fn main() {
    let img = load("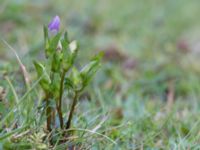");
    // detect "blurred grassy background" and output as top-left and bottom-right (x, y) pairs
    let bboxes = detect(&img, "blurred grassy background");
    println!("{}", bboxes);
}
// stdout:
(1, 0), (200, 149)
(1, 0), (200, 98)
